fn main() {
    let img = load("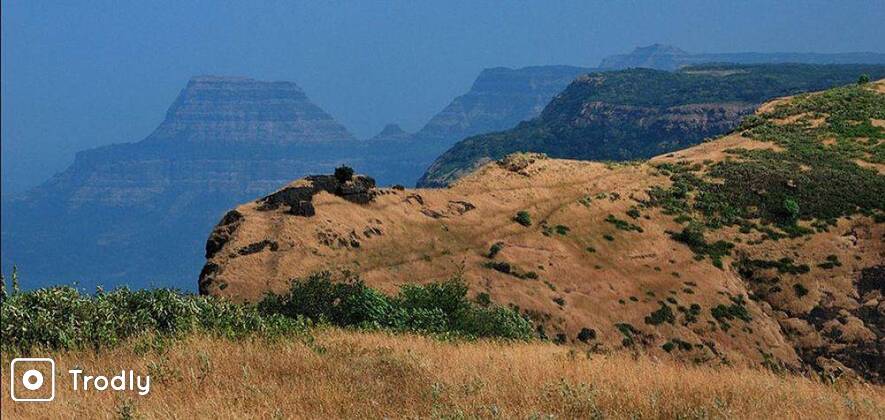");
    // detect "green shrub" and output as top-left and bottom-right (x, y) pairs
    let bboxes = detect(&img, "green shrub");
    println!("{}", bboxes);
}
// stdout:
(781, 198), (800, 223)
(793, 283), (809, 297)
(514, 211), (532, 227)
(1, 286), (305, 354)
(1, 272), (535, 354)
(487, 242), (505, 259)
(474, 292), (492, 307)
(644, 302), (675, 325)
(605, 214), (644, 232)
(484, 261), (511, 274)
(710, 295), (752, 331)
